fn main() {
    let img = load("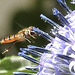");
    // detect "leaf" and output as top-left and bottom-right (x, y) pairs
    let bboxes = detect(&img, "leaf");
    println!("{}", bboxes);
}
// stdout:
(0, 56), (34, 75)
